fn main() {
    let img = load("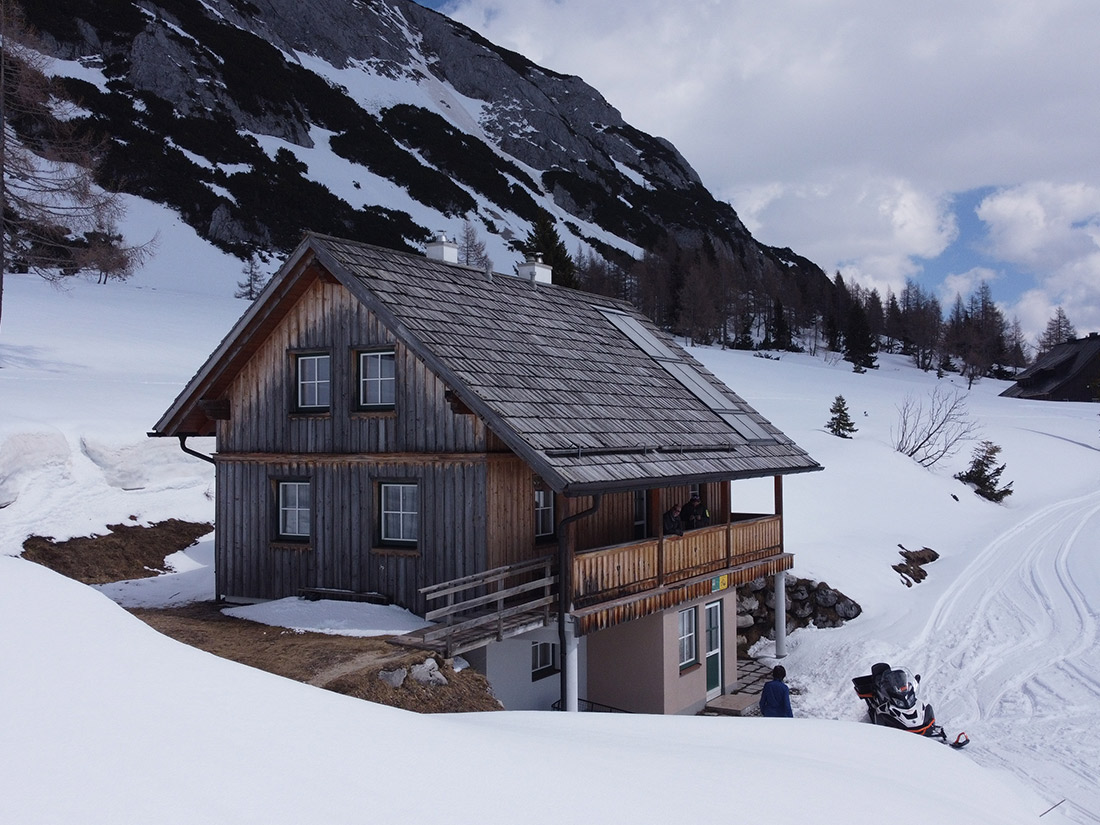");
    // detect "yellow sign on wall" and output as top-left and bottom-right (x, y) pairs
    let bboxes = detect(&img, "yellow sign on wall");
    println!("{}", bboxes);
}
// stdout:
(711, 574), (729, 593)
